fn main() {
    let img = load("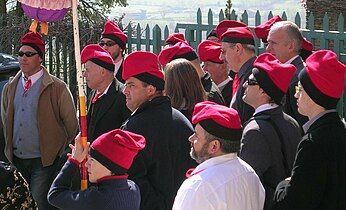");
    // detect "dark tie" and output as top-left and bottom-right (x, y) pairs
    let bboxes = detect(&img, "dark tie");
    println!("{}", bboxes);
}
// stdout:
(23, 78), (32, 96)
(232, 73), (240, 96)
